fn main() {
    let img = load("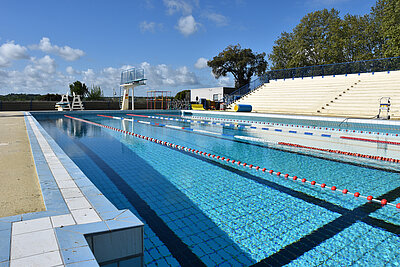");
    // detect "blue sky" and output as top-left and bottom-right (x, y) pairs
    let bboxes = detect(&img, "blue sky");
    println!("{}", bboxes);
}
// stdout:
(0, 0), (376, 96)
